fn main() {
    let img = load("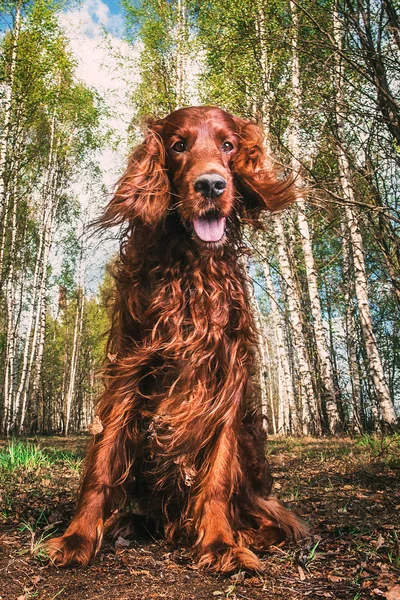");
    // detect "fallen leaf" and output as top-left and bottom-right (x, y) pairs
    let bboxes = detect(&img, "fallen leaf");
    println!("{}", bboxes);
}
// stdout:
(328, 573), (346, 583)
(386, 585), (400, 600)
(89, 415), (103, 435)
(115, 536), (131, 548)
(231, 571), (245, 583)
(212, 592), (224, 596)
(298, 565), (306, 580)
